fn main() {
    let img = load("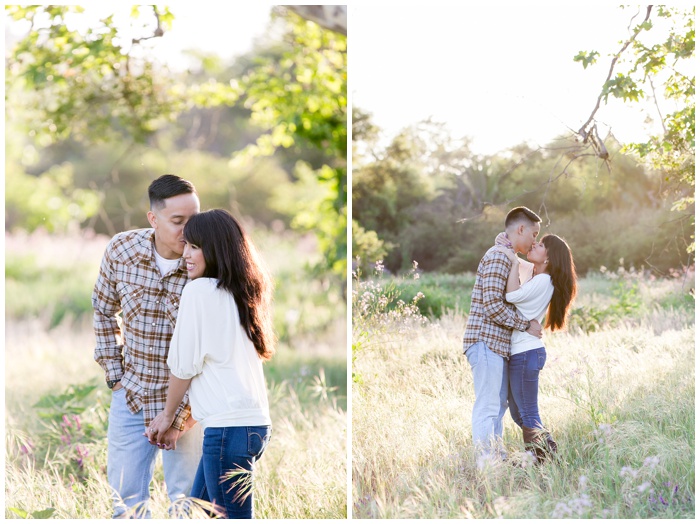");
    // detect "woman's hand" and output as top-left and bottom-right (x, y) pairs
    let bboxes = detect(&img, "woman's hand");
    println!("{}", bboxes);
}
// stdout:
(146, 411), (176, 448)
(493, 245), (519, 263)
(494, 232), (512, 248)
